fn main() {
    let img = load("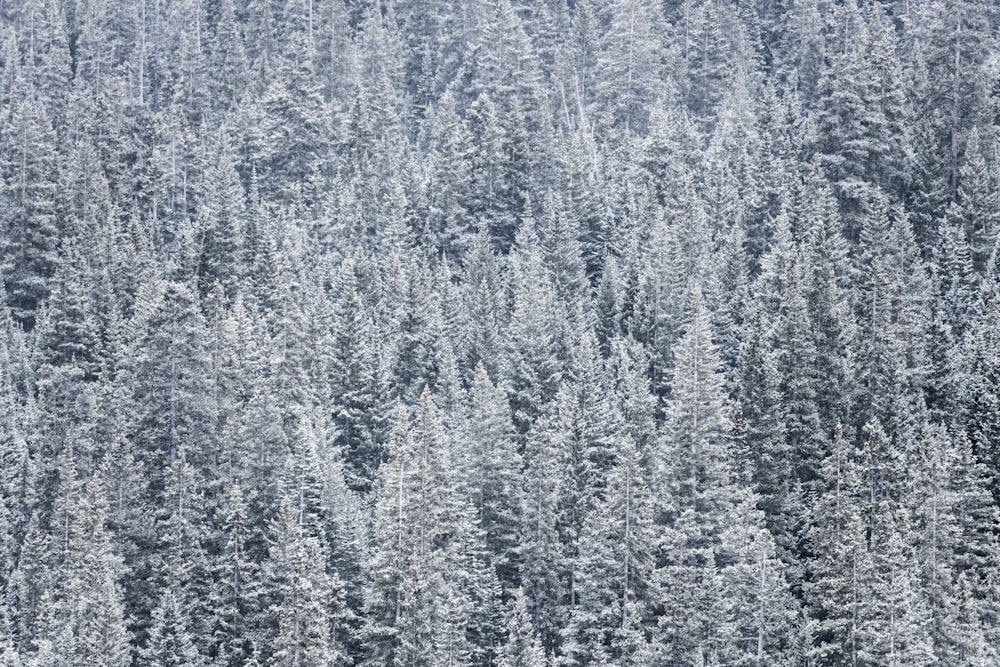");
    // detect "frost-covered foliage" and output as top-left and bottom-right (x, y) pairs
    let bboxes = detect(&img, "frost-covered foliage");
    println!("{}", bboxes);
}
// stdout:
(0, 0), (999, 664)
